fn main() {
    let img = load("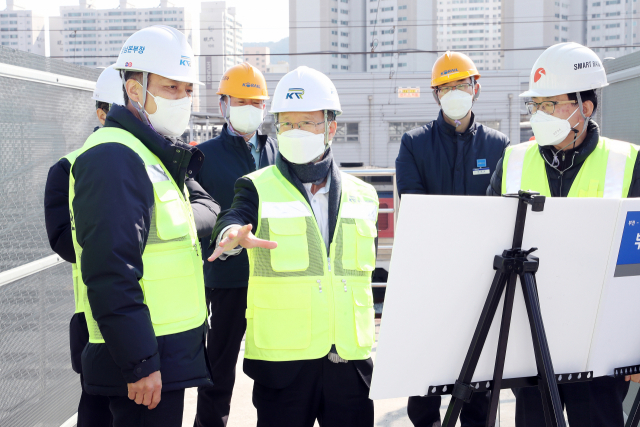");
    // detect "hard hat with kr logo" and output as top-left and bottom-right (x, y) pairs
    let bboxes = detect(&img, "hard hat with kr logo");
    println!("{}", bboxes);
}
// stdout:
(520, 42), (608, 98)
(113, 25), (201, 85)
(217, 62), (269, 100)
(431, 51), (481, 88)
(269, 66), (342, 115)
(92, 64), (125, 105)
